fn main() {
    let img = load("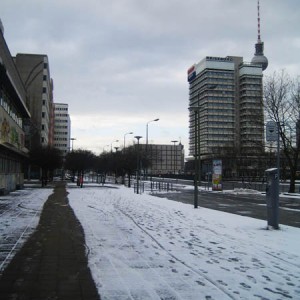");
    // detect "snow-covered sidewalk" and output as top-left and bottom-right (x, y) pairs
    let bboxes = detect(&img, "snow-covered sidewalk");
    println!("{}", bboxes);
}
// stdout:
(0, 187), (53, 273)
(67, 184), (300, 300)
